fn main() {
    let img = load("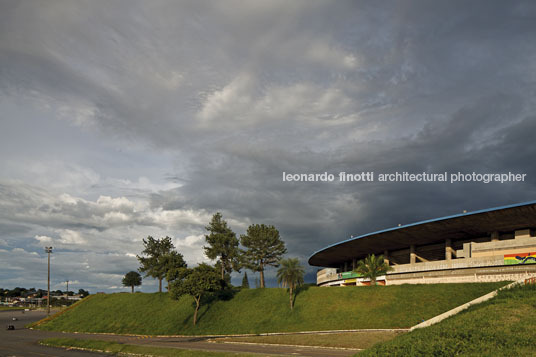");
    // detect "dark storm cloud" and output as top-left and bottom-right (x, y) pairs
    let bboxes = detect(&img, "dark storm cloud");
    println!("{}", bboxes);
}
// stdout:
(1, 0), (536, 288)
